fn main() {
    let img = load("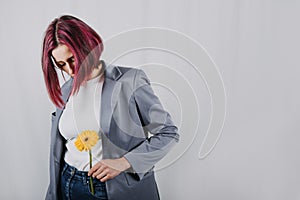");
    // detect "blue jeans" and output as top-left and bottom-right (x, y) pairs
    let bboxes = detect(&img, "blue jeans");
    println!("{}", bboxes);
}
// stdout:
(60, 161), (108, 200)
